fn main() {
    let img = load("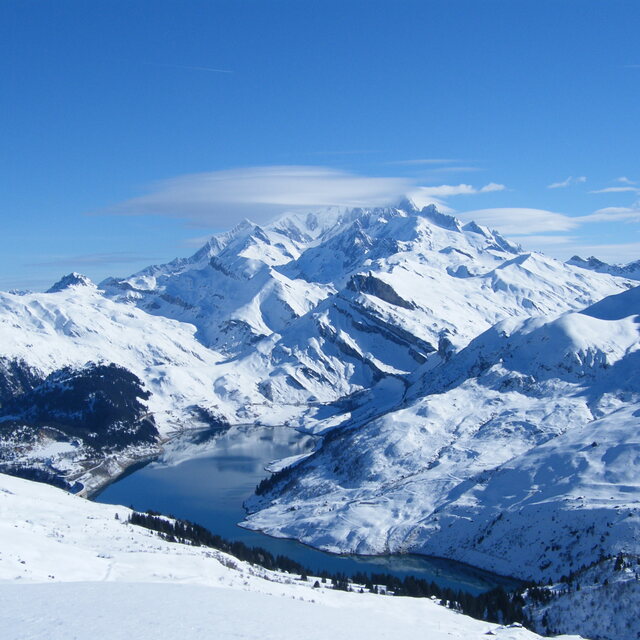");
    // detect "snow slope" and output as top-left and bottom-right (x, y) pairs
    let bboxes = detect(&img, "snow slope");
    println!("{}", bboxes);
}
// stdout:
(0, 202), (634, 511)
(246, 287), (640, 585)
(2, 203), (629, 445)
(0, 473), (572, 640)
(0, 282), (226, 434)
